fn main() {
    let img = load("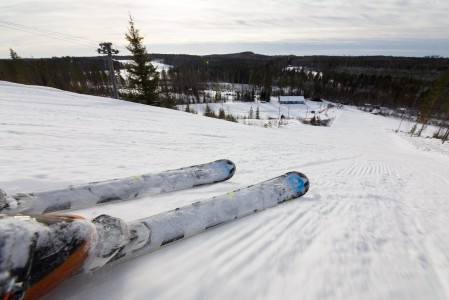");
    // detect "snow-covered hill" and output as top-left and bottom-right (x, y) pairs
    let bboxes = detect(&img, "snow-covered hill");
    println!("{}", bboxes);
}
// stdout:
(1, 81), (449, 300)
